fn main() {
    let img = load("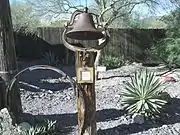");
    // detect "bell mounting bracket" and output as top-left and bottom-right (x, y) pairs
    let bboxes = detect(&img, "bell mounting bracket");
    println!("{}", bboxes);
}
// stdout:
(62, 7), (110, 52)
